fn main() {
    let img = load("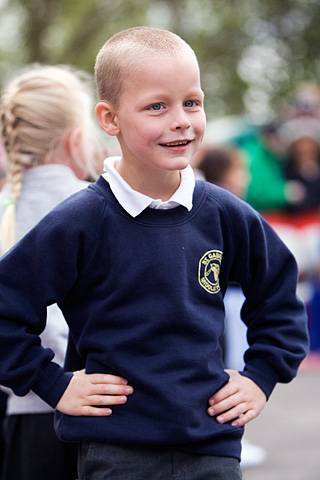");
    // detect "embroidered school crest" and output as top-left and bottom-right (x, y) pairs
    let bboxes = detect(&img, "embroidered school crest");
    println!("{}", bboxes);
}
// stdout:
(198, 250), (223, 294)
